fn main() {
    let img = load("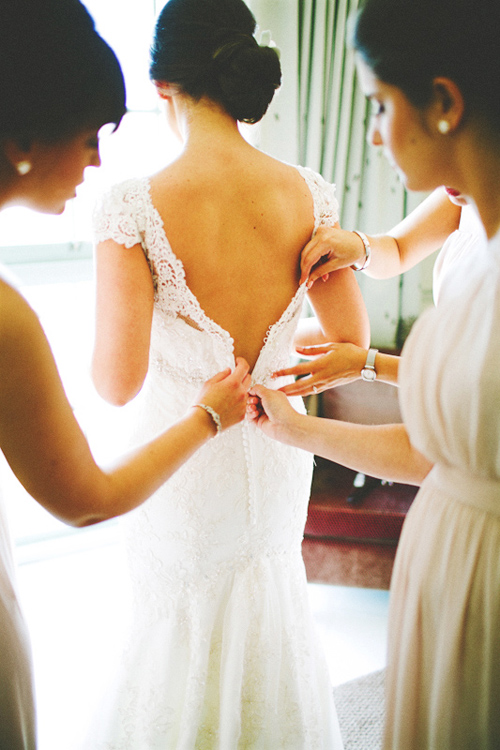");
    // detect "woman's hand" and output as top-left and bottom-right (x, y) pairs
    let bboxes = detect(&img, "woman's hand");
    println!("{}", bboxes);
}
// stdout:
(194, 357), (251, 432)
(300, 227), (366, 287)
(247, 385), (301, 443)
(273, 342), (367, 396)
